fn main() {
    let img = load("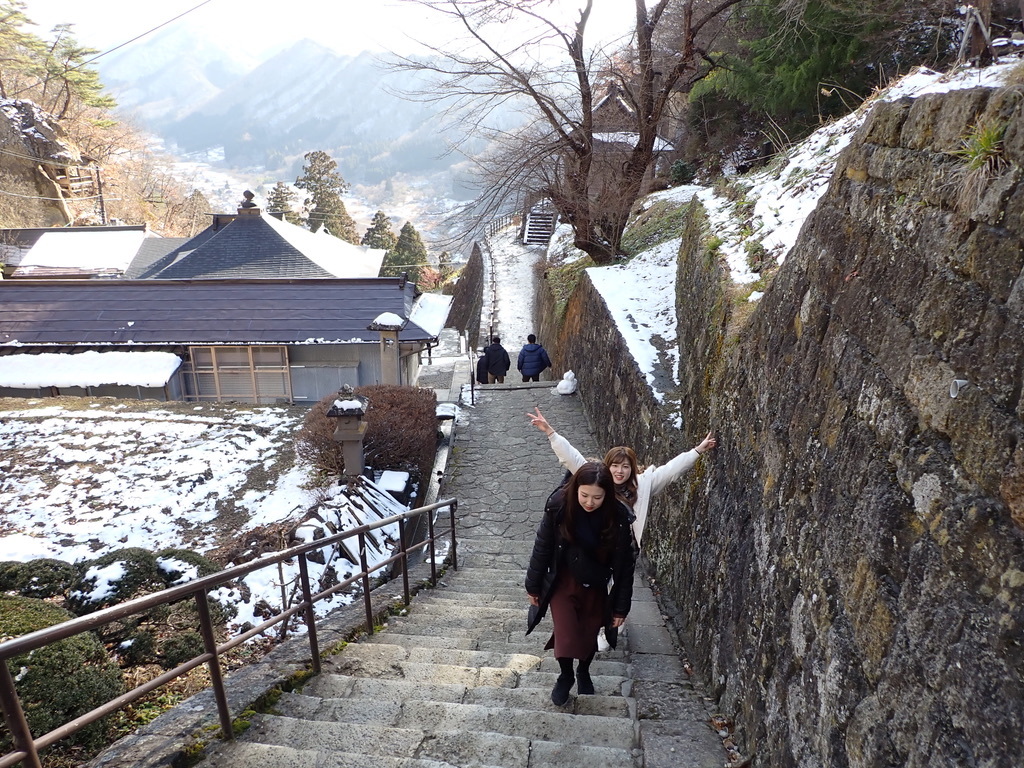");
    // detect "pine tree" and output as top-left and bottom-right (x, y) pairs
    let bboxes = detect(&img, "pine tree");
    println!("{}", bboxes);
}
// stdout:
(380, 221), (428, 283)
(361, 210), (398, 251)
(41, 24), (116, 119)
(266, 181), (301, 225)
(437, 250), (455, 282)
(294, 150), (359, 243)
